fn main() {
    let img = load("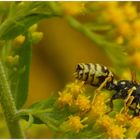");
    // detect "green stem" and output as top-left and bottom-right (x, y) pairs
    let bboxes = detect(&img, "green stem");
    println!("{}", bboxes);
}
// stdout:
(0, 61), (24, 138)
